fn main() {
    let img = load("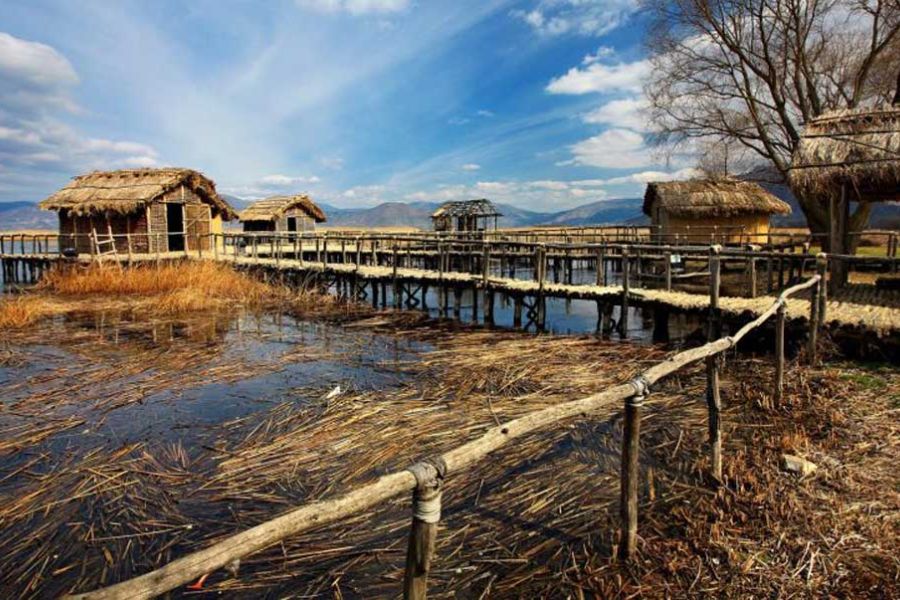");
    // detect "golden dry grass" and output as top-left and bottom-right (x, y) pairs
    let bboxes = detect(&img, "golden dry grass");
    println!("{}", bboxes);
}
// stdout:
(0, 296), (57, 329)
